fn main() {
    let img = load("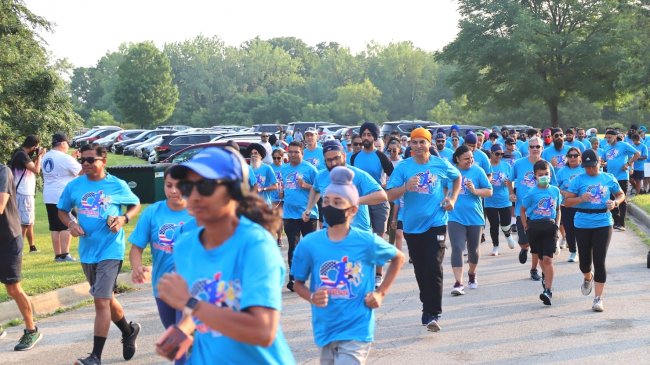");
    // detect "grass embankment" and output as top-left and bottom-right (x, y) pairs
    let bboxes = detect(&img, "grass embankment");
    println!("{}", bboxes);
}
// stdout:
(0, 153), (152, 302)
